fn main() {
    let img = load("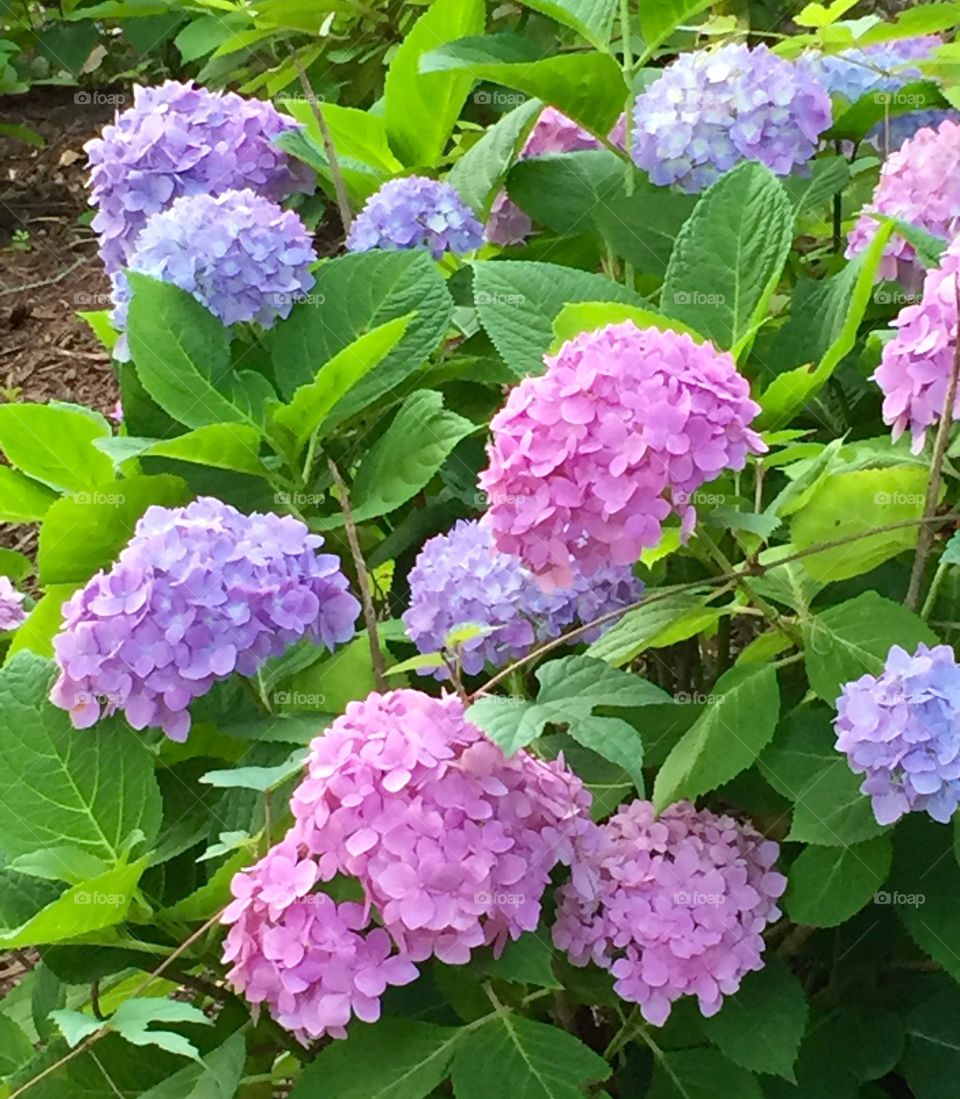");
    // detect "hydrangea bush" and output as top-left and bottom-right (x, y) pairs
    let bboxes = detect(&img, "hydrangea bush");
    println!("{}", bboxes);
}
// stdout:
(3, 1), (960, 1097)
